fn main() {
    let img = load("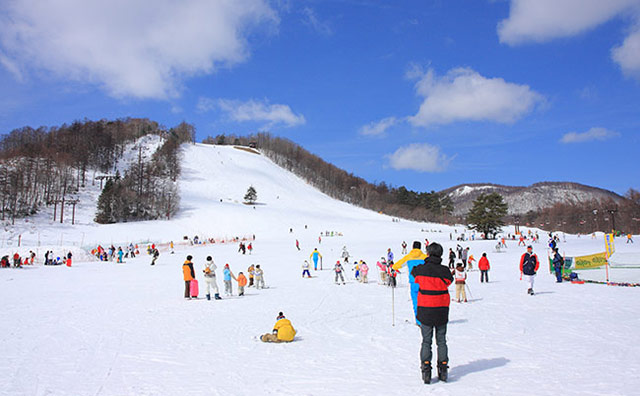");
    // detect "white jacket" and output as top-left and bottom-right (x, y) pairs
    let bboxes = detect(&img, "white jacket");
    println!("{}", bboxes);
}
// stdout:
(204, 260), (217, 278)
